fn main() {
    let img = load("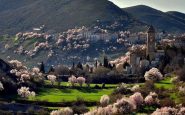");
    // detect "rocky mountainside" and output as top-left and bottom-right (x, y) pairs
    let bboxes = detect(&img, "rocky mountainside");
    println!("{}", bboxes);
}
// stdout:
(123, 5), (185, 33)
